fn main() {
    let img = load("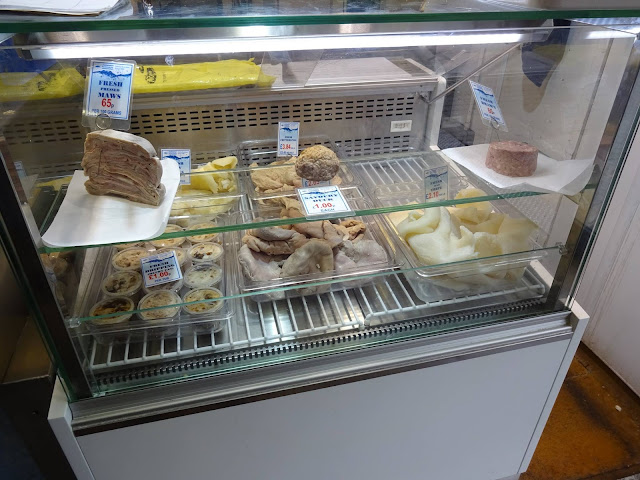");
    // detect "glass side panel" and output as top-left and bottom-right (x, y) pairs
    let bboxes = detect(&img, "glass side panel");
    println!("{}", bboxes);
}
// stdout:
(0, 23), (637, 397)
(0, 0), (639, 32)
